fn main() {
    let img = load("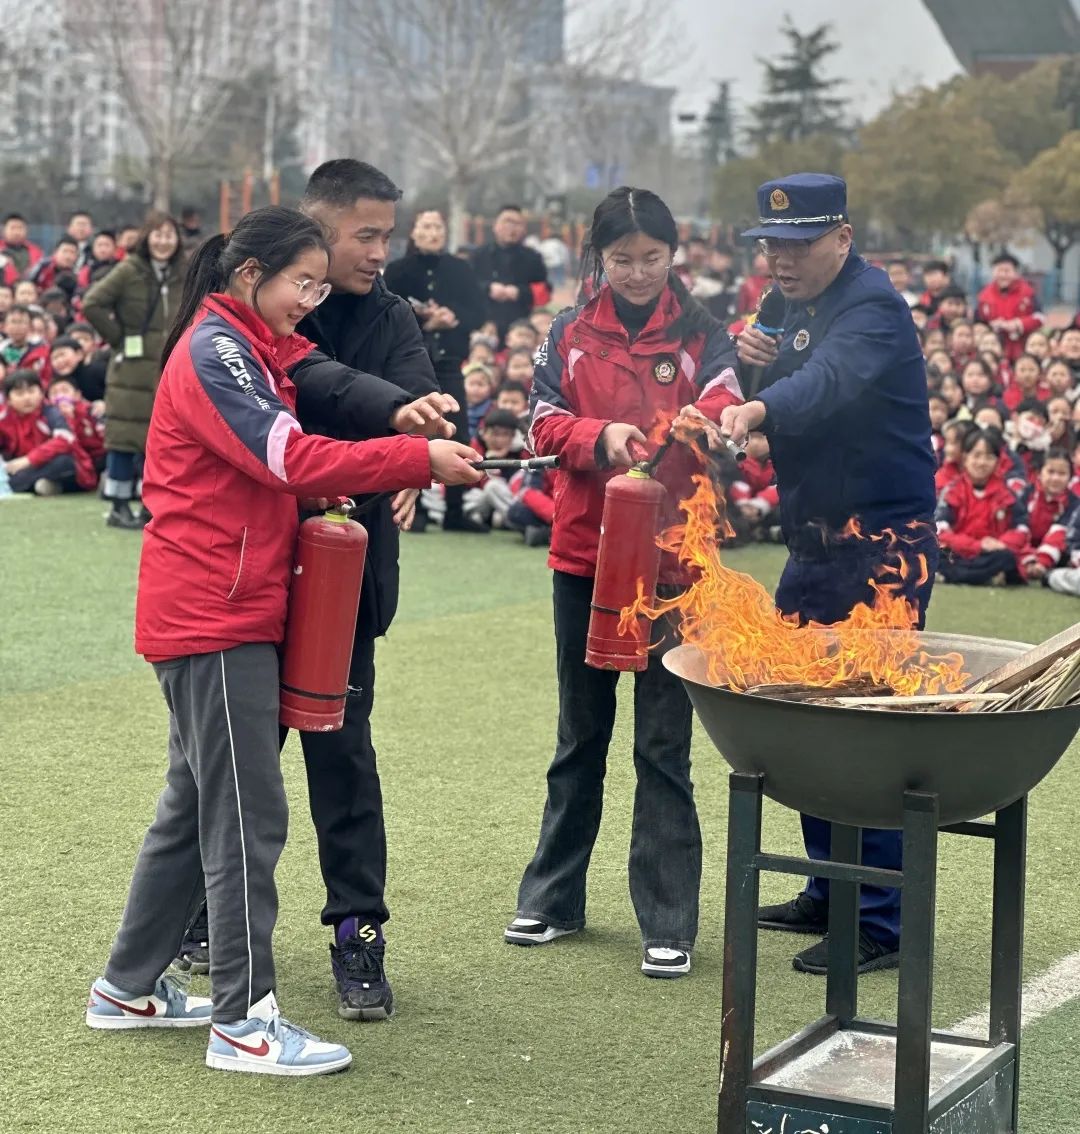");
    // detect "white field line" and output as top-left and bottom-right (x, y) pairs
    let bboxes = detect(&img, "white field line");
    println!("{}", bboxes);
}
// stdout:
(950, 949), (1080, 1038)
